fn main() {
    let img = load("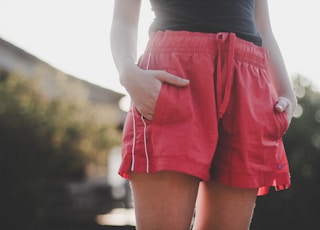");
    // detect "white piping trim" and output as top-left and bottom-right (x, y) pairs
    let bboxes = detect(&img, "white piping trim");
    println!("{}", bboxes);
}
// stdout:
(143, 52), (152, 173)
(146, 52), (152, 70)
(130, 105), (136, 171)
(130, 52), (151, 172)
(140, 115), (150, 173)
